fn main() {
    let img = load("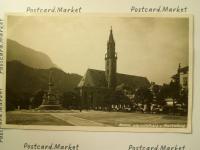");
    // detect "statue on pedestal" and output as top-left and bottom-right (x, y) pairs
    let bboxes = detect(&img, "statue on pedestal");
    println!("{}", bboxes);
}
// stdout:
(38, 70), (62, 110)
